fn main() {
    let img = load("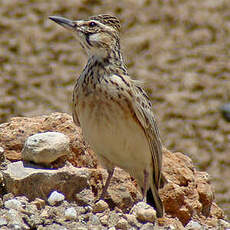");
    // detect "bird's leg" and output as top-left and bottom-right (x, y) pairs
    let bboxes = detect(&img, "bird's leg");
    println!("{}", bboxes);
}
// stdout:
(142, 169), (149, 202)
(99, 168), (115, 200)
